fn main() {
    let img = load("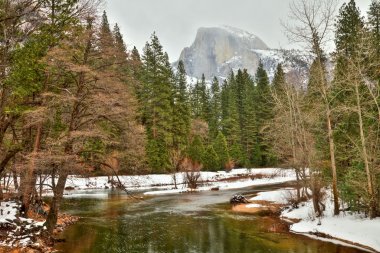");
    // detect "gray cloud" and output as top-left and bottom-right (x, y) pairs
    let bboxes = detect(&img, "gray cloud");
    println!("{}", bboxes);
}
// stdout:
(106, 0), (371, 61)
